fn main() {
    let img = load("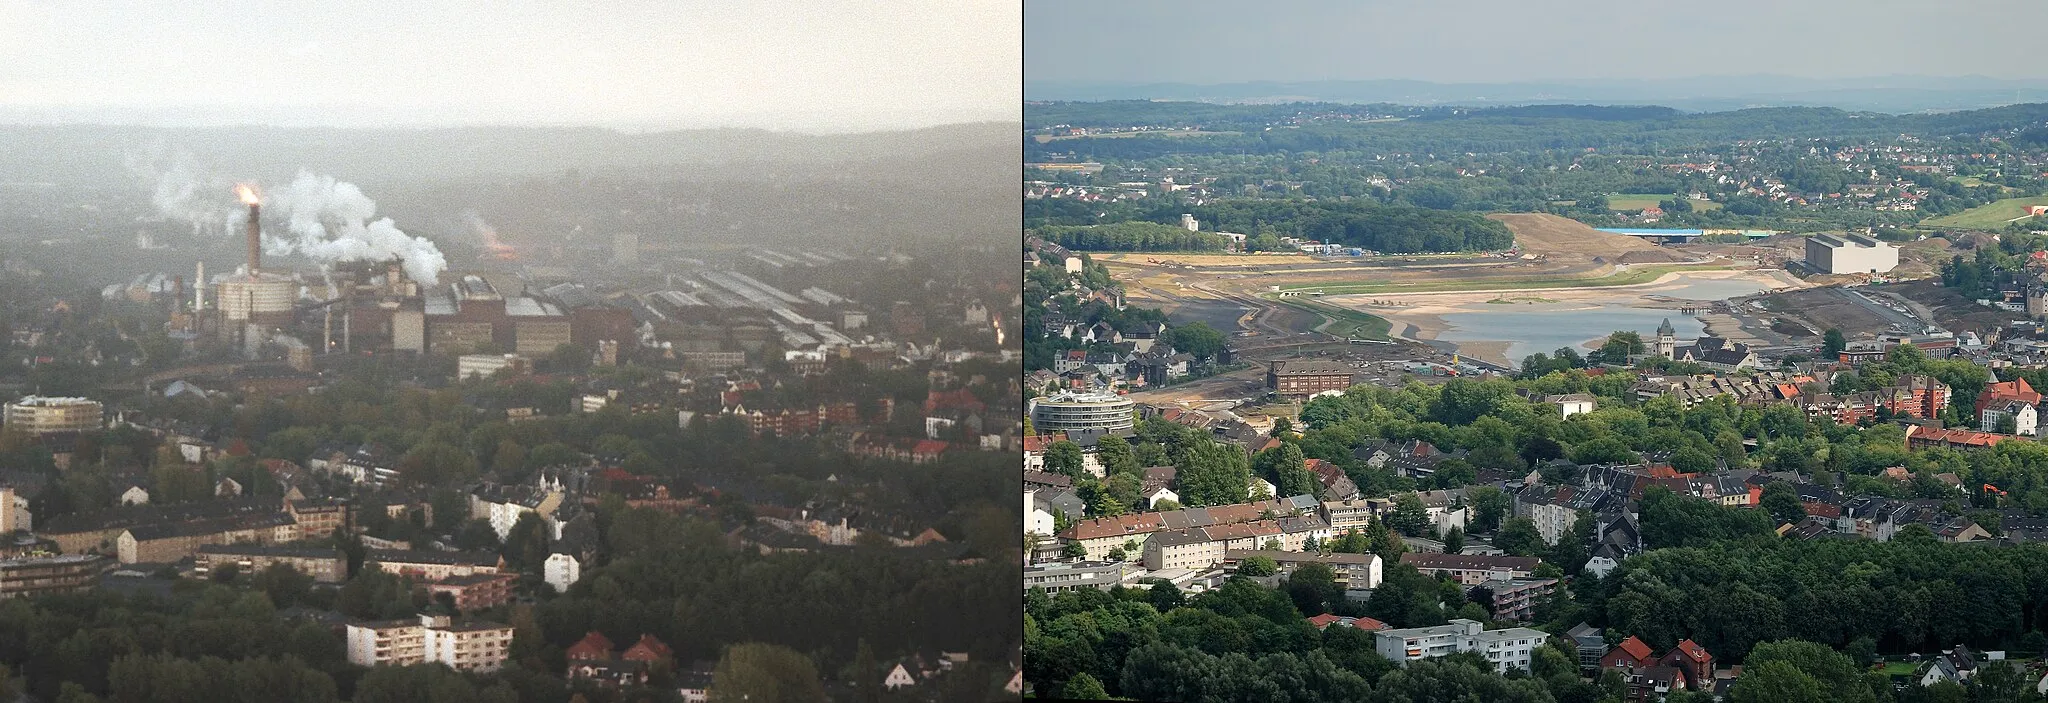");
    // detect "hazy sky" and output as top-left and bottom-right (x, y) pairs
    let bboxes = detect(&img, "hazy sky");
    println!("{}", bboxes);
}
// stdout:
(0, 1), (1019, 131)
(1027, 0), (2048, 85)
